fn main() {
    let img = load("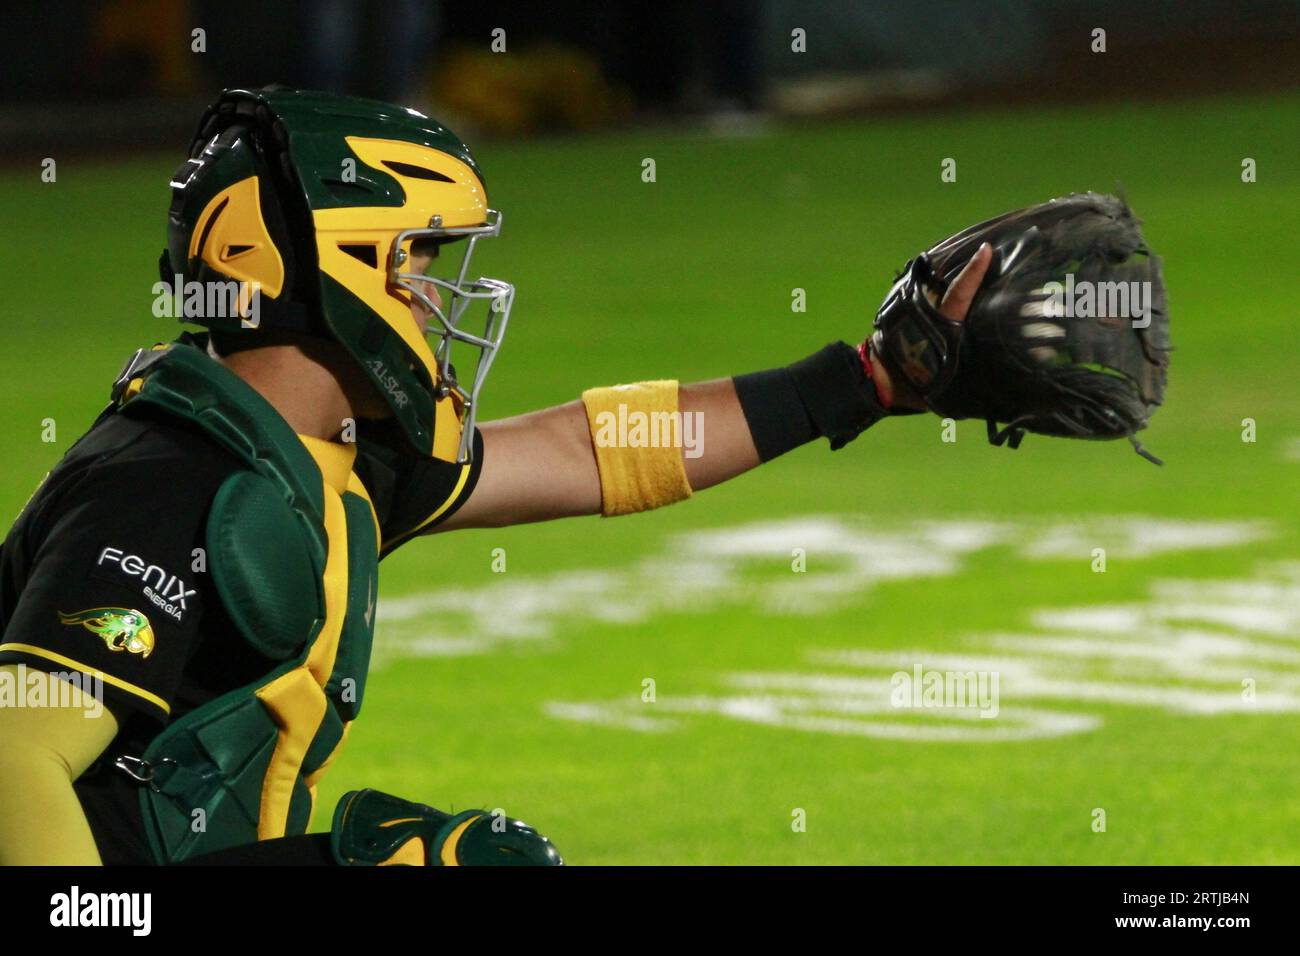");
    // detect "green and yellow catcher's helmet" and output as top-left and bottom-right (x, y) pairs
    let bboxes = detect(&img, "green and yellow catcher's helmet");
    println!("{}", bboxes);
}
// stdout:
(162, 86), (512, 463)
